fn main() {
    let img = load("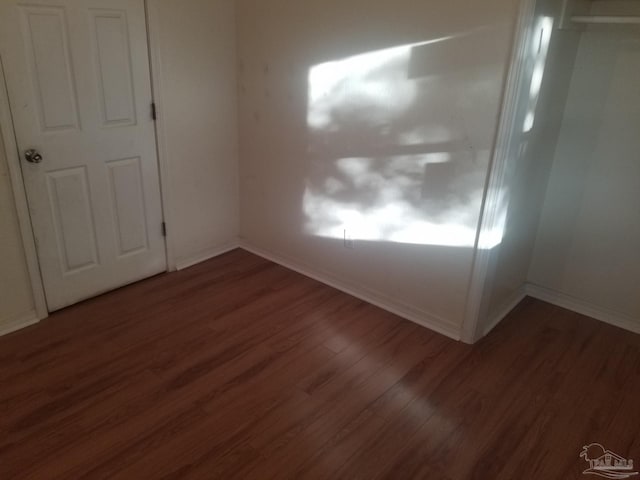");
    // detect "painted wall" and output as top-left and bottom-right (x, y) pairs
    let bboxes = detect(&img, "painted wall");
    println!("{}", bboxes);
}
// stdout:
(529, 10), (640, 326)
(237, 0), (520, 337)
(150, 0), (239, 268)
(0, 127), (36, 334)
(476, 0), (582, 336)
